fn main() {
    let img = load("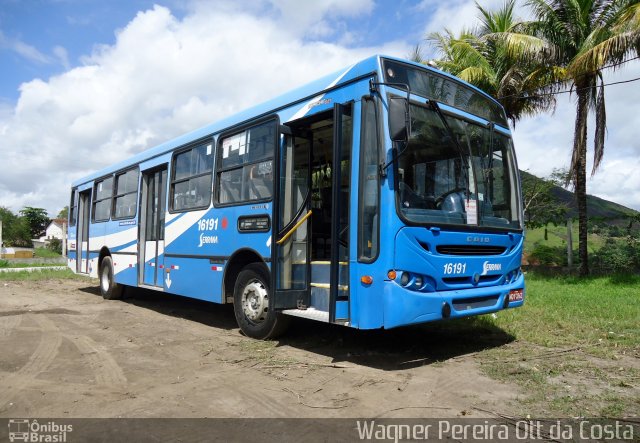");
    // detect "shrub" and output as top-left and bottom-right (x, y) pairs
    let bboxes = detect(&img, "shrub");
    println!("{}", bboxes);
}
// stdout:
(591, 237), (639, 274)
(529, 243), (566, 266)
(46, 238), (62, 255)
